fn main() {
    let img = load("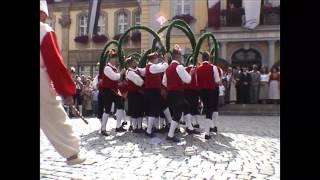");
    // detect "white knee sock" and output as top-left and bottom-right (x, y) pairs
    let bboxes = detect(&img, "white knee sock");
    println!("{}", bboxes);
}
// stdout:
(212, 112), (219, 128)
(204, 119), (211, 135)
(147, 117), (155, 134)
(131, 118), (137, 130)
(184, 114), (194, 130)
(168, 120), (178, 138)
(79, 105), (83, 115)
(101, 113), (109, 131)
(115, 109), (122, 128)
(137, 117), (142, 129)
(122, 110), (126, 122)
(159, 118), (164, 129)
(163, 108), (173, 123)
(153, 118), (159, 129)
